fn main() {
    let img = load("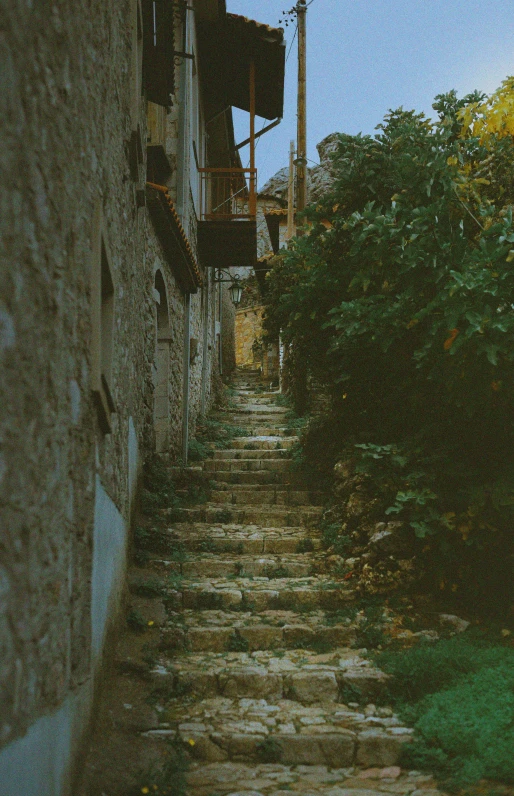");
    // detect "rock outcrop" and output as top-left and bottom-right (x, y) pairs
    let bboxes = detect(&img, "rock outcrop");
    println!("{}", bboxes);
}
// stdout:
(258, 132), (341, 205)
